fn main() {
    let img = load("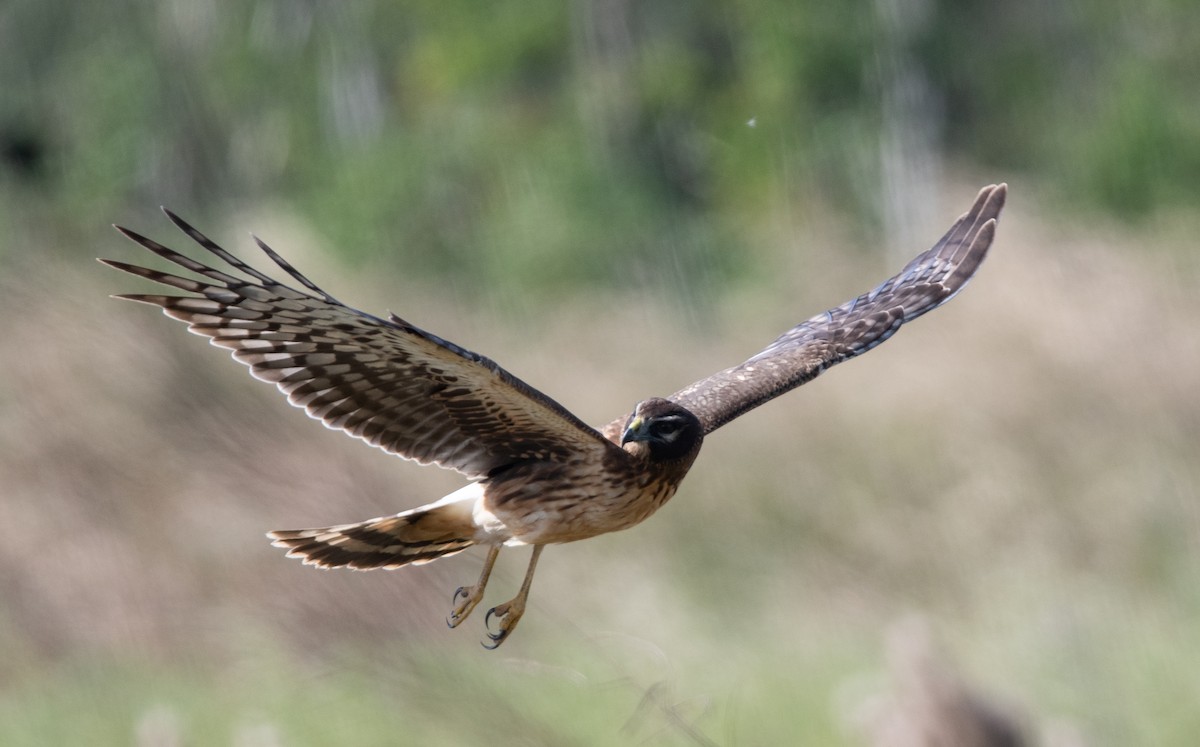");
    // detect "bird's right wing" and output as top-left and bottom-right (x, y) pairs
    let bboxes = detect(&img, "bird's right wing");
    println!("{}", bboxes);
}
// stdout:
(602, 183), (1006, 440)
(103, 211), (618, 480)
